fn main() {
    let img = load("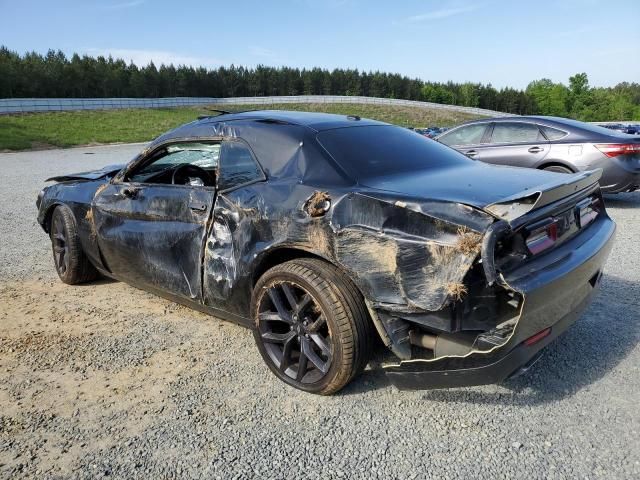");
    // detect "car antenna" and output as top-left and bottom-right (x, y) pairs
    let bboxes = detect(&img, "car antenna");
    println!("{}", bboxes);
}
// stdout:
(347, 115), (361, 121)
